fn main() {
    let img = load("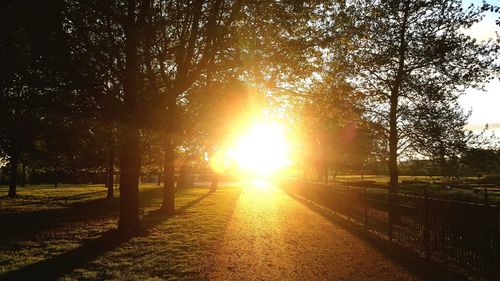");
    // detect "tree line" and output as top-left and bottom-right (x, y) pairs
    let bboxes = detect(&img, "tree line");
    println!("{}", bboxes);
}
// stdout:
(1, 0), (498, 232)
